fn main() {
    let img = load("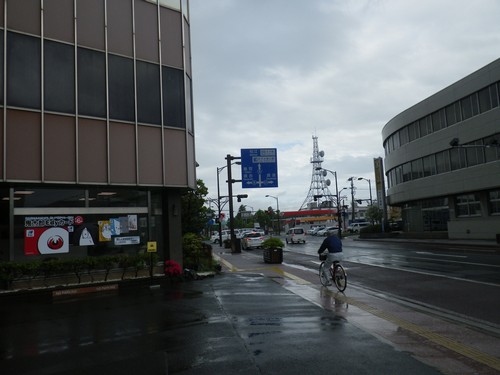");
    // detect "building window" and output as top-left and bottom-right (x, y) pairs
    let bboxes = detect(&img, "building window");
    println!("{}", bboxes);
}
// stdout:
(44, 40), (75, 113)
(422, 197), (449, 232)
(445, 102), (461, 126)
(7, 32), (41, 109)
(399, 127), (409, 145)
(394, 165), (402, 185)
(411, 159), (423, 180)
(456, 194), (481, 217)
(137, 61), (161, 125)
(460, 96), (473, 120)
(392, 131), (400, 149)
(484, 134), (500, 162)
(478, 86), (492, 113)
(108, 54), (135, 122)
(162, 66), (185, 128)
(450, 147), (466, 171)
(491, 83), (499, 108)
(422, 154), (436, 177)
(465, 140), (485, 167)
(408, 121), (420, 141)
(436, 150), (451, 174)
(88, 189), (148, 207)
(78, 47), (106, 118)
(489, 190), (500, 215)
(13, 188), (86, 208)
(431, 109), (446, 132)
(402, 162), (411, 182)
